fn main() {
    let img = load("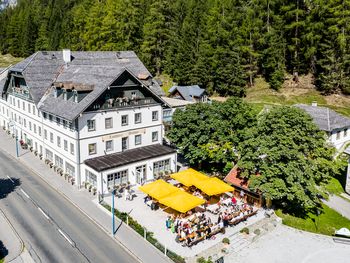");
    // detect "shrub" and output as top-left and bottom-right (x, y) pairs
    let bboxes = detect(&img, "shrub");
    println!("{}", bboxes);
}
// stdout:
(240, 227), (249, 234)
(254, 229), (261, 235)
(222, 237), (230, 244)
